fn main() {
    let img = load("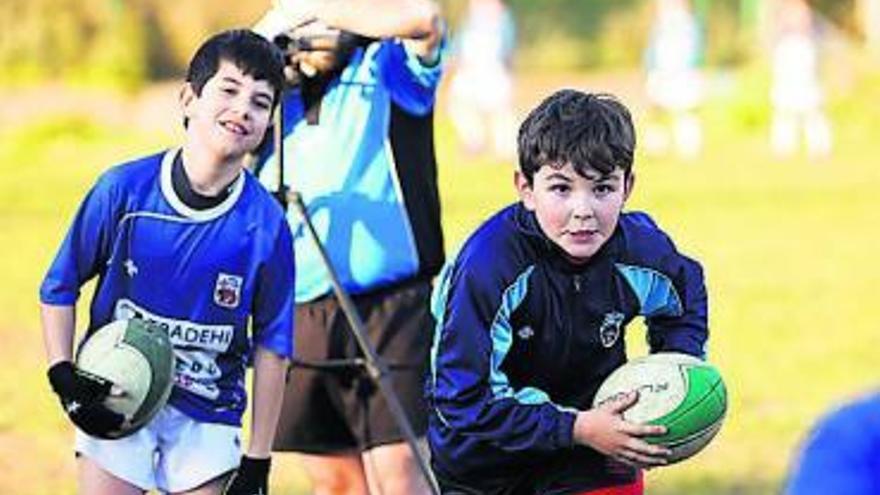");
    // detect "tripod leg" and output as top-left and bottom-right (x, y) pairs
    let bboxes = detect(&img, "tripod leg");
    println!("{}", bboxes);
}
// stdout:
(287, 191), (441, 495)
